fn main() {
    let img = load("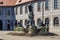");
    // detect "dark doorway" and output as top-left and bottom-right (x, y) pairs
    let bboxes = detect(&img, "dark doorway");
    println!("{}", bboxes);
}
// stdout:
(45, 18), (49, 26)
(0, 20), (3, 30)
(7, 24), (10, 30)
